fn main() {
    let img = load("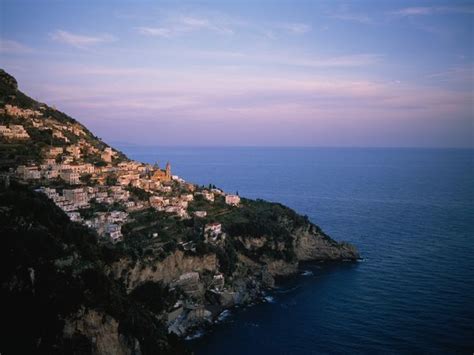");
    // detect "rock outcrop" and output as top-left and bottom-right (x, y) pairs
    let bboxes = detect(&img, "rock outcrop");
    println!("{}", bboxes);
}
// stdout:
(64, 309), (135, 355)
(263, 258), (299, 276)
(294, 228), (359, 261)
